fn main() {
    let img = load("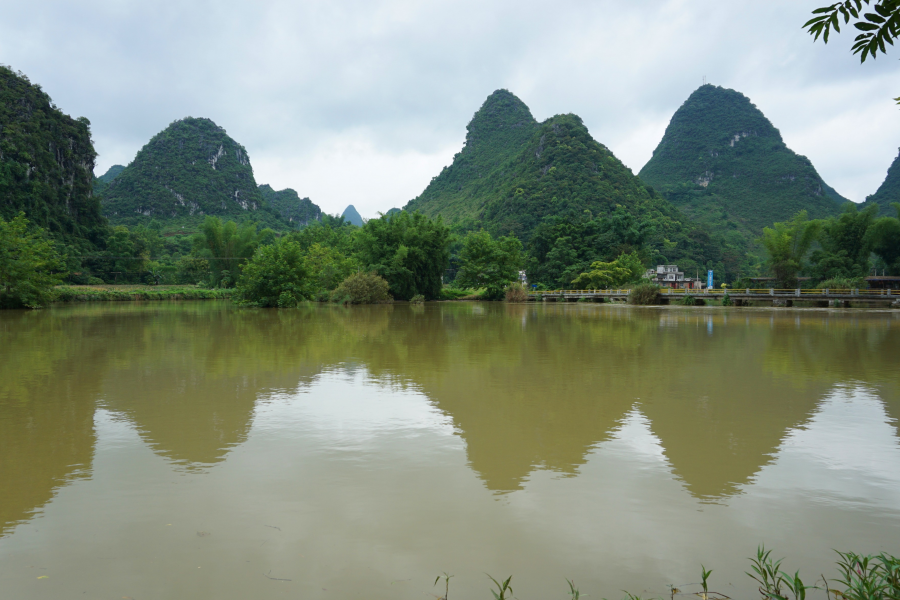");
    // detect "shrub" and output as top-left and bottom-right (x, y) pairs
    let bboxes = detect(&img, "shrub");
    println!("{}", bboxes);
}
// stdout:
(410, 294), (425, 304)
(505, 282), (529, 302)
(331, 272), (393, 304)
(440, 287), (475, 300)
(87, 276), (105, 285)
(235, 240), (310, 308)
(722, 293), (733, 306)
(816, 276), (866, 290)
(678, 294), (696, 306)
(628, 283), (660, 305)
